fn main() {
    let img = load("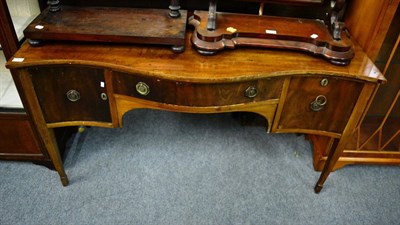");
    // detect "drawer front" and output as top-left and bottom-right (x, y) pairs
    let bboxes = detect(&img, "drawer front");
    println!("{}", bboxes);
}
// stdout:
(29, 66), (111, 124)
(278, 76), (363, 134)
(112, 71), (283, 106)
